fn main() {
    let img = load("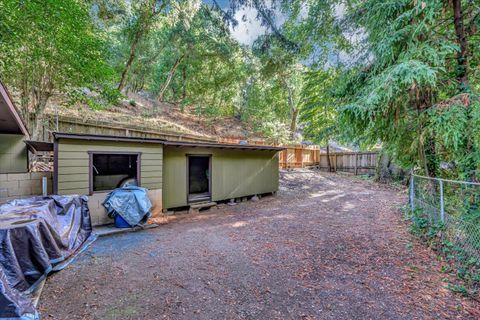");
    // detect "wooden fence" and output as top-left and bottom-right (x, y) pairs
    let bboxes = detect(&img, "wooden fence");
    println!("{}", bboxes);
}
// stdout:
(279, 145), (321, 168)
(279, 146), (378, 175)
(317, 152), (378, 175)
